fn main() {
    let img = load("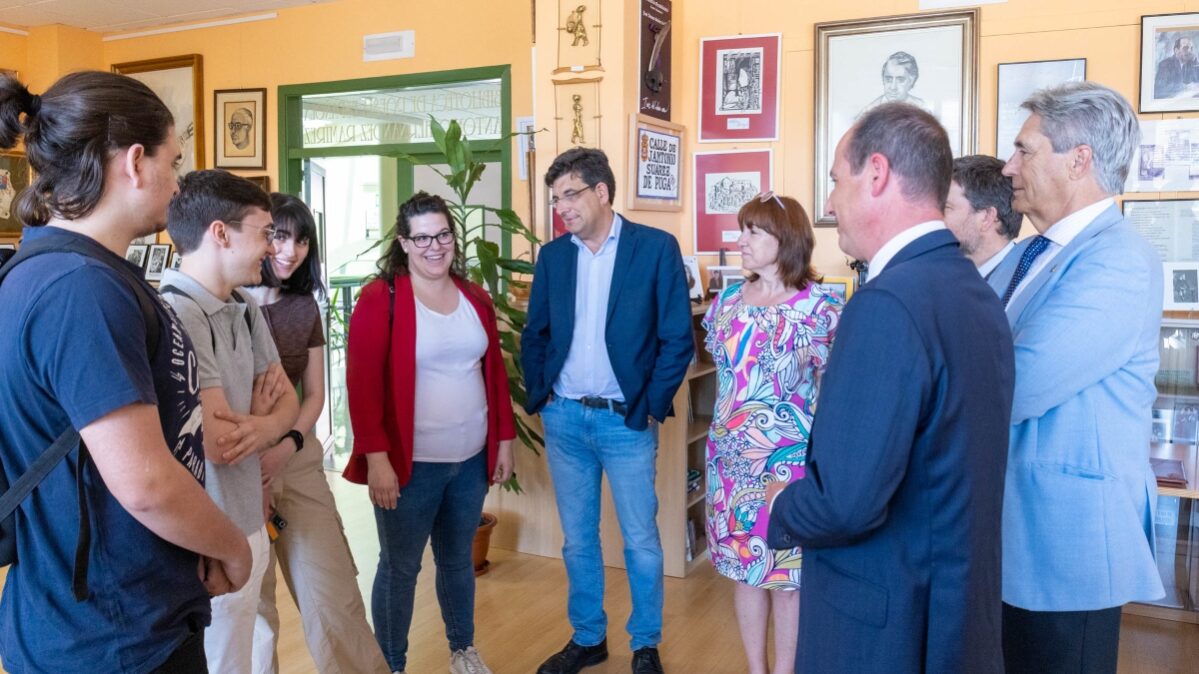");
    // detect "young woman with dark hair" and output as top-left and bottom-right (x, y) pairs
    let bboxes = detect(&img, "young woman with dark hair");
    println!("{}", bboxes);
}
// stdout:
(343, 191), (516, 674)
(244, 193), (389, 674)
(0, 71), (250, 672)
